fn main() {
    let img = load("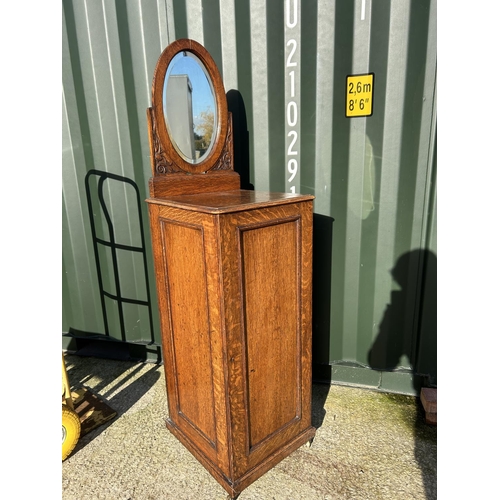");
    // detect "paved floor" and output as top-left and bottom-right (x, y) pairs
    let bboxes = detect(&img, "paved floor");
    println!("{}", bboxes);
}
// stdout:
(62, 354), (437, 500)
